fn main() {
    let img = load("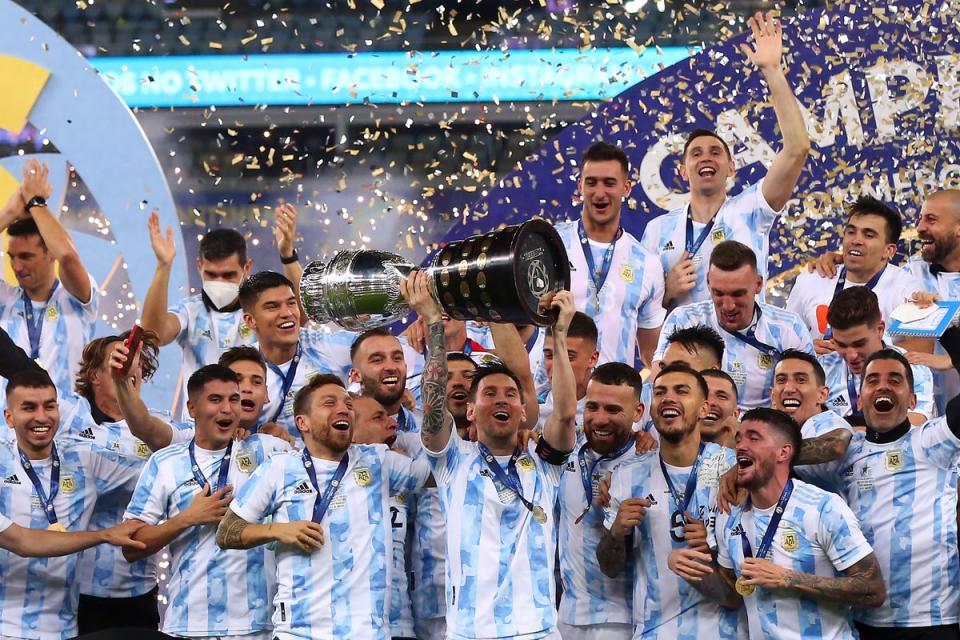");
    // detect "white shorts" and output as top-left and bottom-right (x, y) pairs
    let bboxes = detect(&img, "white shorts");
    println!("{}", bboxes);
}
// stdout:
(558, 622), (633, 640)
(414, 616), (446, 640)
